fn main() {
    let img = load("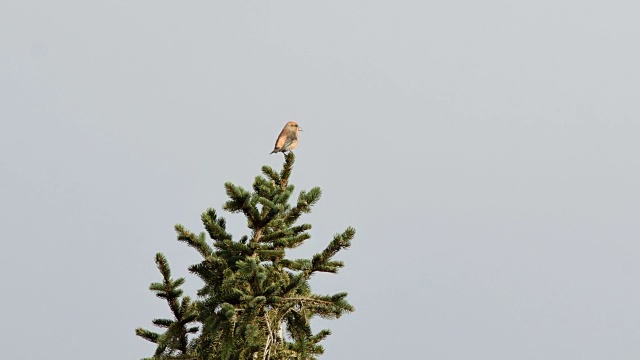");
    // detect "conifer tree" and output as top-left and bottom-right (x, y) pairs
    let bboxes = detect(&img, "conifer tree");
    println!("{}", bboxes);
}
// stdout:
(136, 153), (355, 360)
